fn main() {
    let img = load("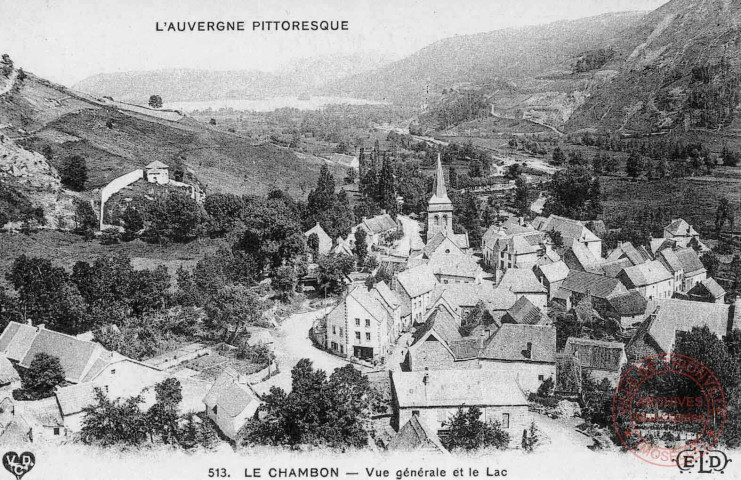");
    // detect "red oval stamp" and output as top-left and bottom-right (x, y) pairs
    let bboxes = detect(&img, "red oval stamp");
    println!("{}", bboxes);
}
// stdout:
(612, 353), (727, 467)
